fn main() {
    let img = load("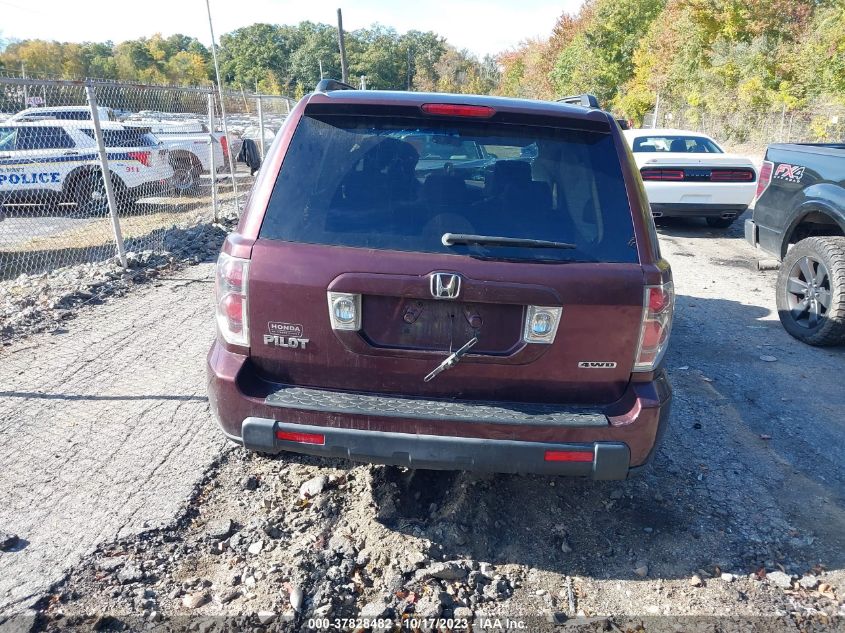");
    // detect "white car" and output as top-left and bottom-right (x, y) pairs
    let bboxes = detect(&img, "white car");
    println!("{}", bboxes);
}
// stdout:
(8, 105), (118, 123)
(0, 120), (173, 214)
(623, 128), (757, 228)
(123, 119), (229, 193)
